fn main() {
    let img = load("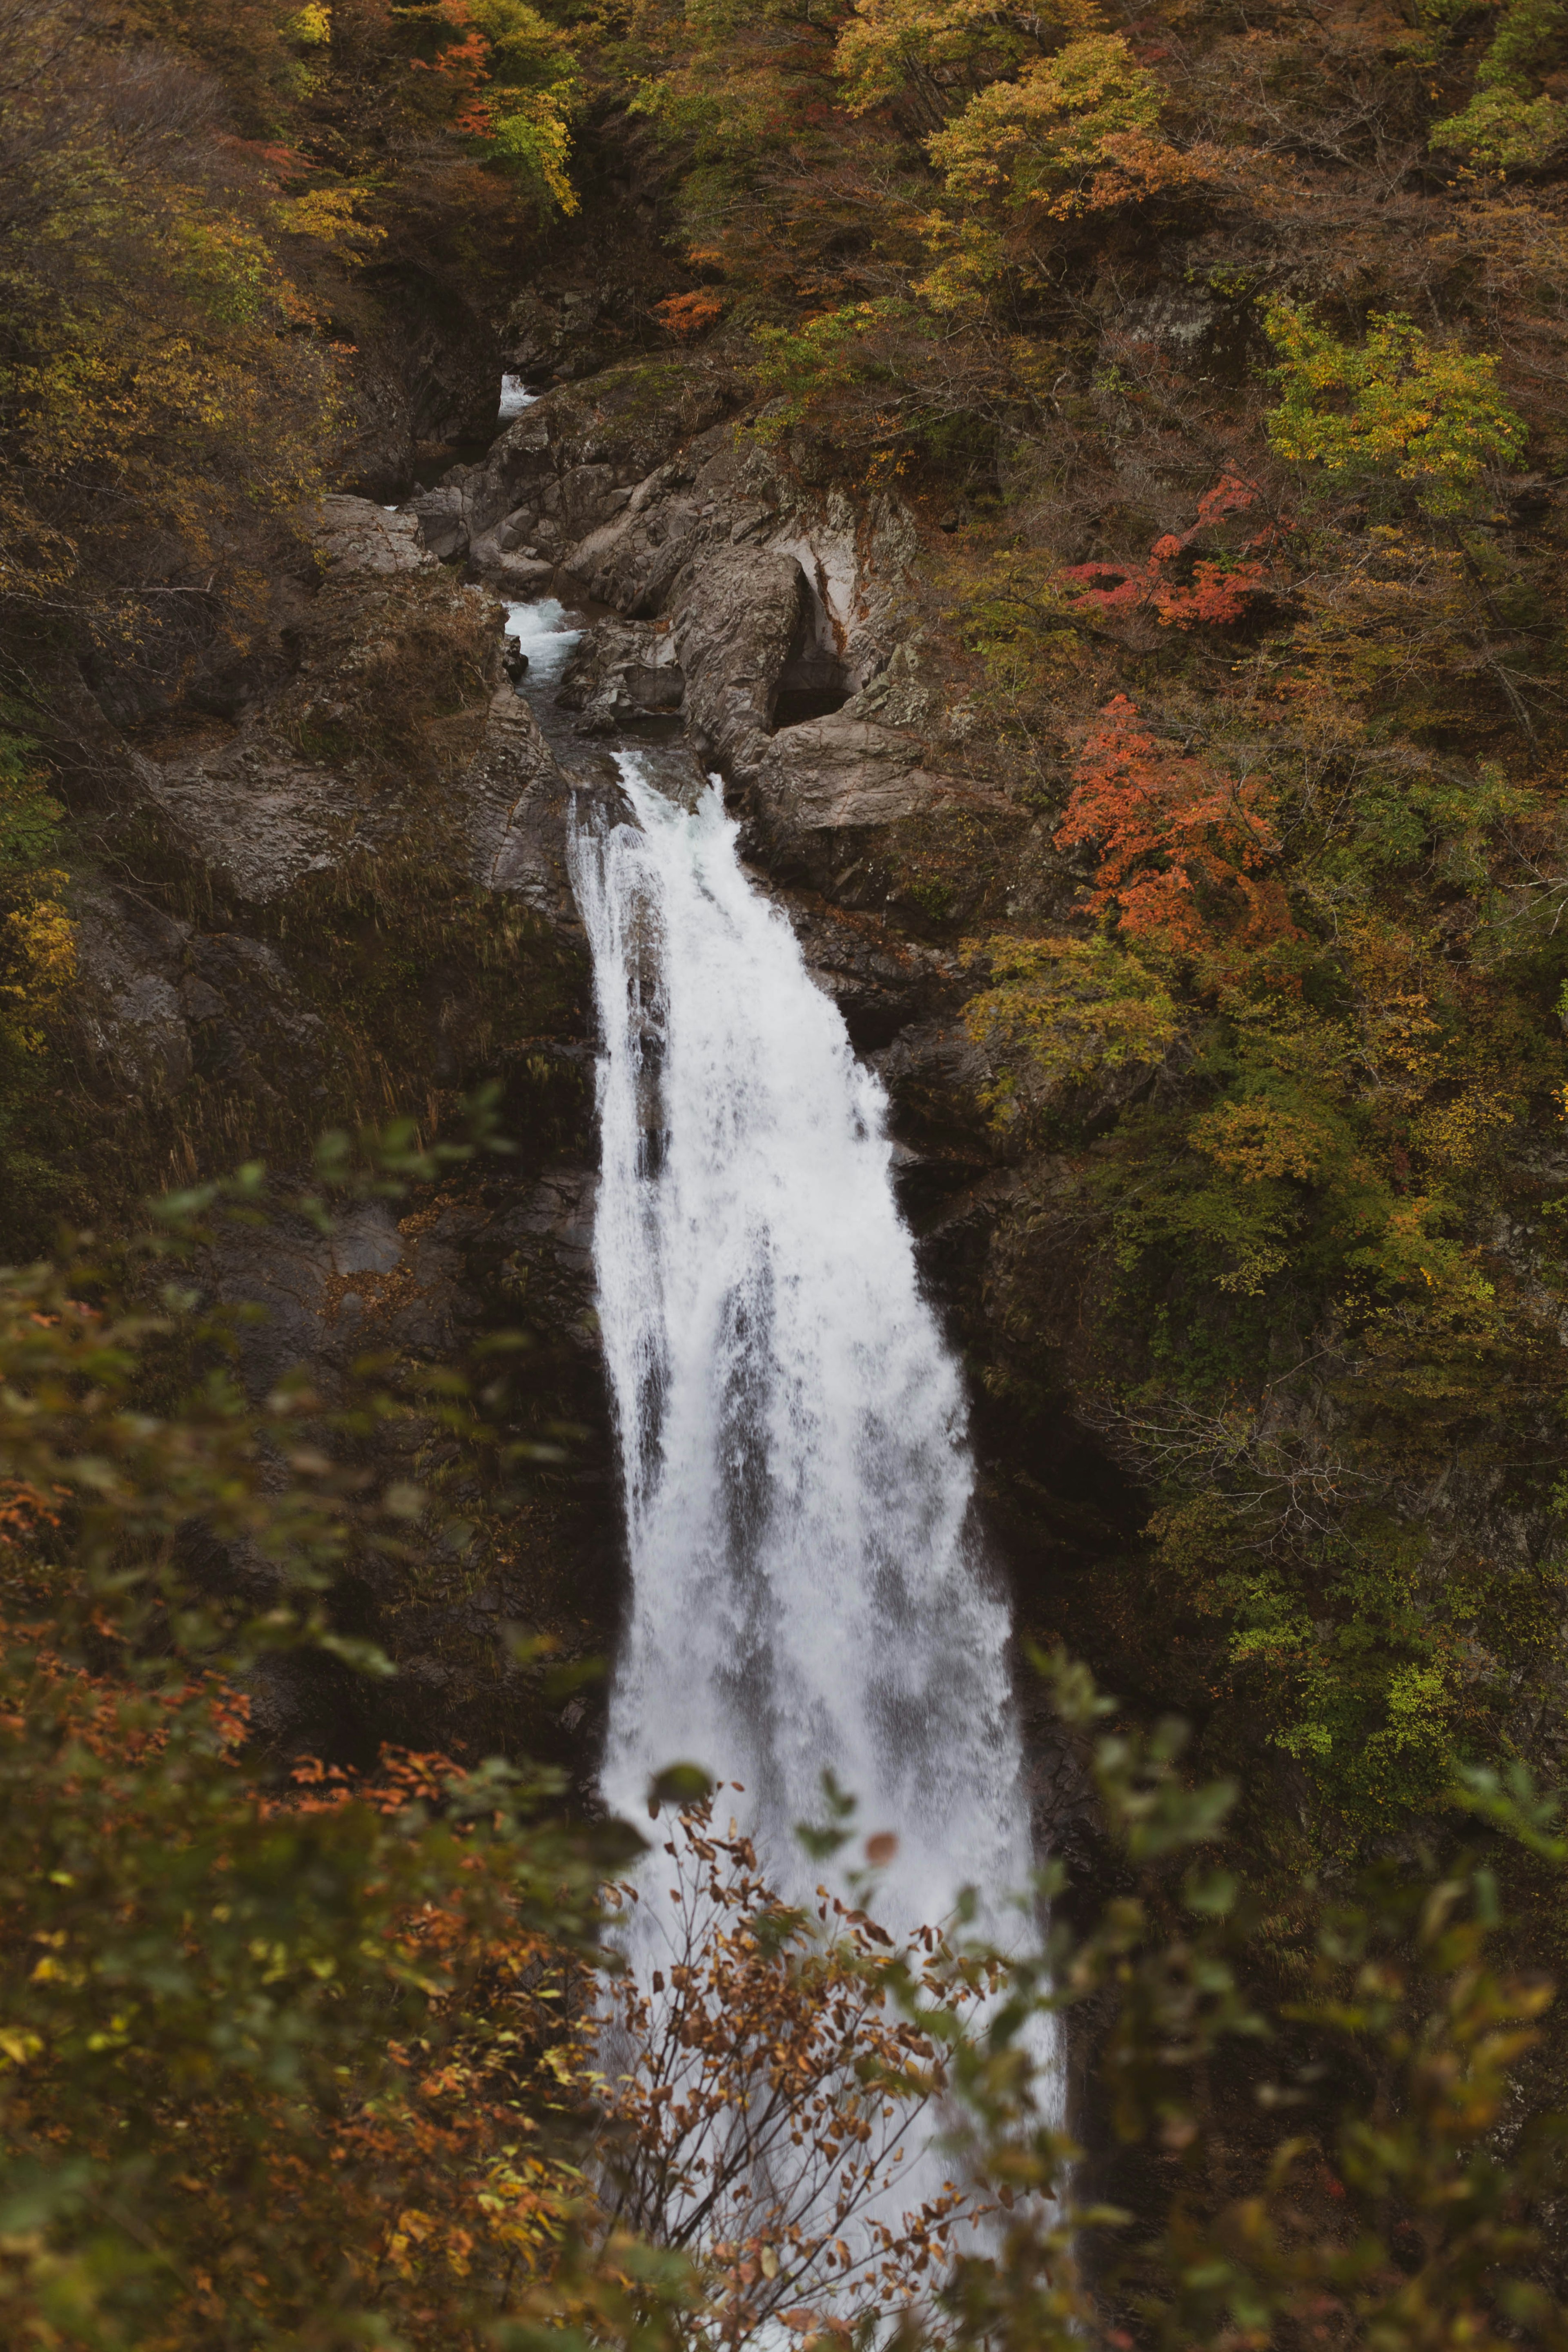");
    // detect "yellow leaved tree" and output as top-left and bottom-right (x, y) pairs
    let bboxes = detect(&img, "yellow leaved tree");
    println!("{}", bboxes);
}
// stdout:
(916, 33), (1215, 300)
(1430, 0), (1568, 167)
(1262, 303), (1527, 515)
